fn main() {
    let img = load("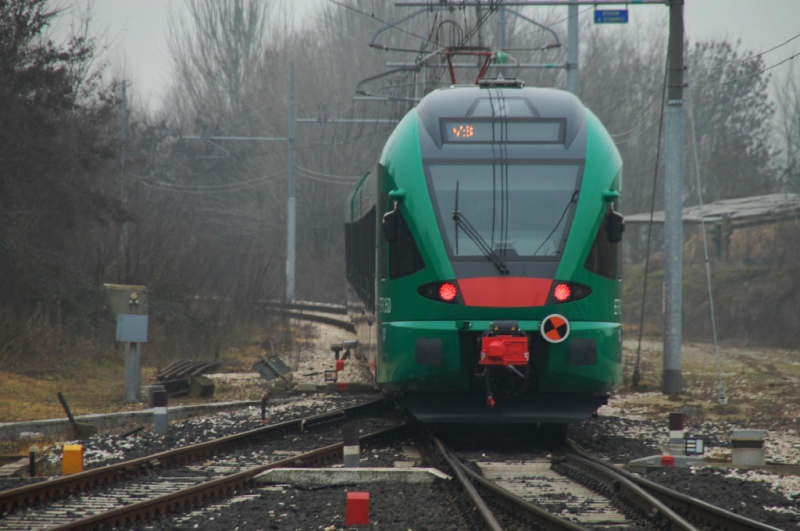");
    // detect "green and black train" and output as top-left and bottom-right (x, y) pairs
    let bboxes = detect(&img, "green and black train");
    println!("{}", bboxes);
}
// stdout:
(346, 80), (624, 424)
